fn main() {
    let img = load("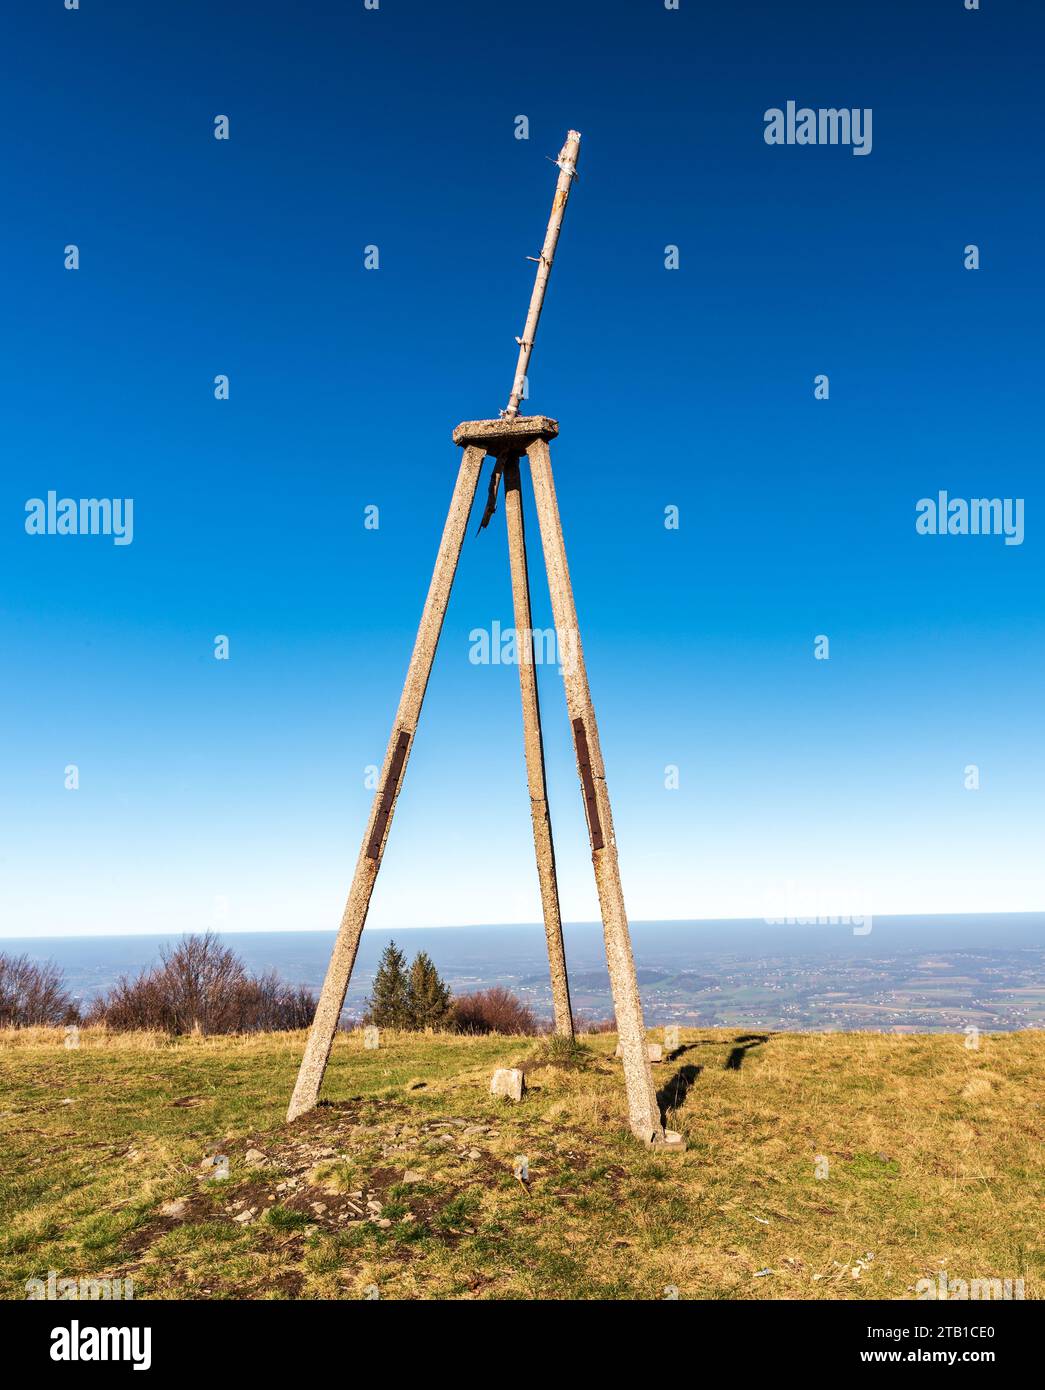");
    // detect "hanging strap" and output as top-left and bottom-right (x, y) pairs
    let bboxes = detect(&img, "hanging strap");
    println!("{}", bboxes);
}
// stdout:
(476, 450), (516, 533)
